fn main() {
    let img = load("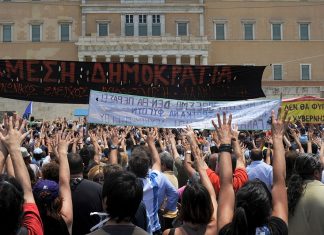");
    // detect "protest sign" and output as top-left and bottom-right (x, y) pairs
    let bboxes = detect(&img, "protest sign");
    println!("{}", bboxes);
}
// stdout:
(0, 59), (266, 103)
(282, 96), (324, 123)
(88, 90), (281, 130)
